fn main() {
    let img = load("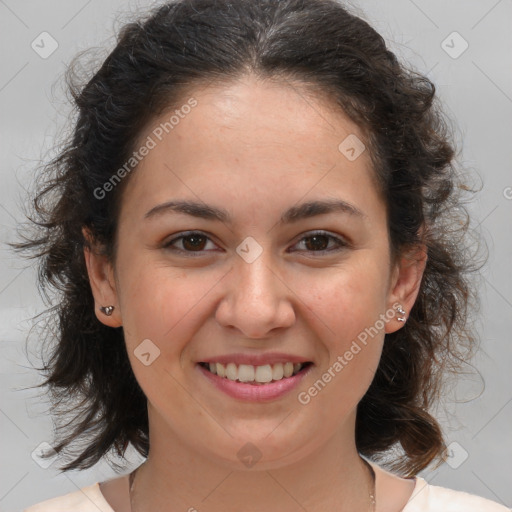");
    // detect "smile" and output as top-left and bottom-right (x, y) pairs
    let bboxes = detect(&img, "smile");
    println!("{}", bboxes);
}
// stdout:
(199, 361), (312, 384)
(196, 360), (313, 402)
